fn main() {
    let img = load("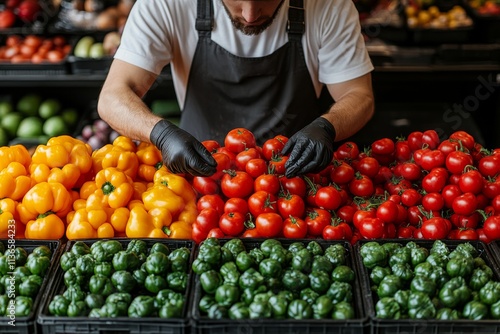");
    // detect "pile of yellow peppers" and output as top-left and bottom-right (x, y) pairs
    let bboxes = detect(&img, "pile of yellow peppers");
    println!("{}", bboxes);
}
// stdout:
(0, 135), (197, 240)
